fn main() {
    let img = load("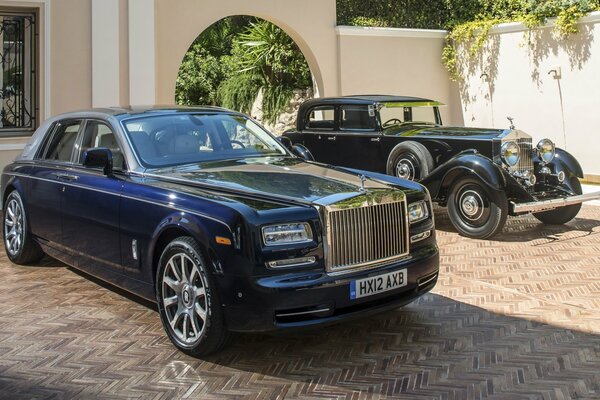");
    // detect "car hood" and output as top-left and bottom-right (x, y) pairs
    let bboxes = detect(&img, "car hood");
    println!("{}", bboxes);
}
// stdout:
(391, 126), (505, 140)
(146, 156), (423, 205)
